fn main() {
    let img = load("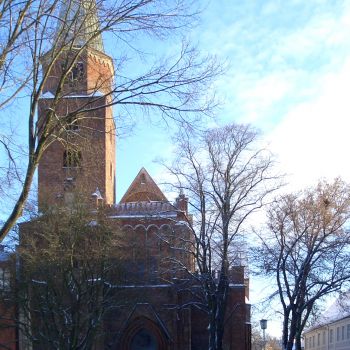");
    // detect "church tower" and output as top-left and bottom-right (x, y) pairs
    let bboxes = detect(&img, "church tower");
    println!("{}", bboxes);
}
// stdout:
(37, 0), (116, 210)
